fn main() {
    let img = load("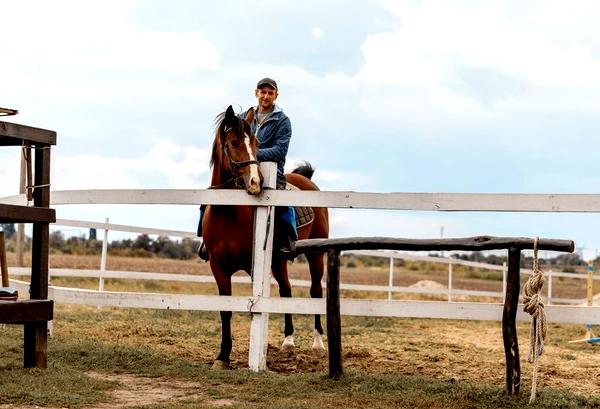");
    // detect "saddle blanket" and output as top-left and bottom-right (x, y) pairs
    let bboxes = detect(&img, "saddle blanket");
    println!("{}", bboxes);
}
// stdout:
(285, 183), (315, 229)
